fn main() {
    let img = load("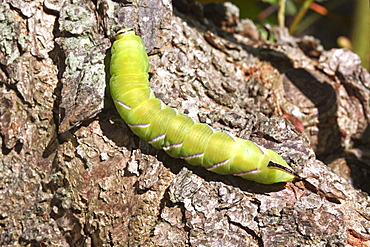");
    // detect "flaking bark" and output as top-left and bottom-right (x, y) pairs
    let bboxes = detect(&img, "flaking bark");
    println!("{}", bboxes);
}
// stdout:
(0, 0), (369, 246)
